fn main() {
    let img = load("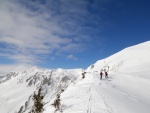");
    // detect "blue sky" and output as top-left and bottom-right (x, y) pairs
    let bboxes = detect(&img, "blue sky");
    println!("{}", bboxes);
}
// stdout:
(0, 0), (150, 73)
